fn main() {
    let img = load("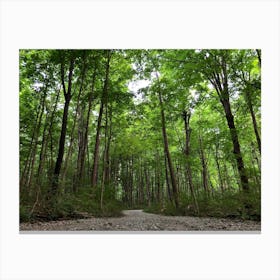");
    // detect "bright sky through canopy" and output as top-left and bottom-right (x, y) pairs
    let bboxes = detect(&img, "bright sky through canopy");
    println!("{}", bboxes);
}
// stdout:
(128, 79), (151, 104)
